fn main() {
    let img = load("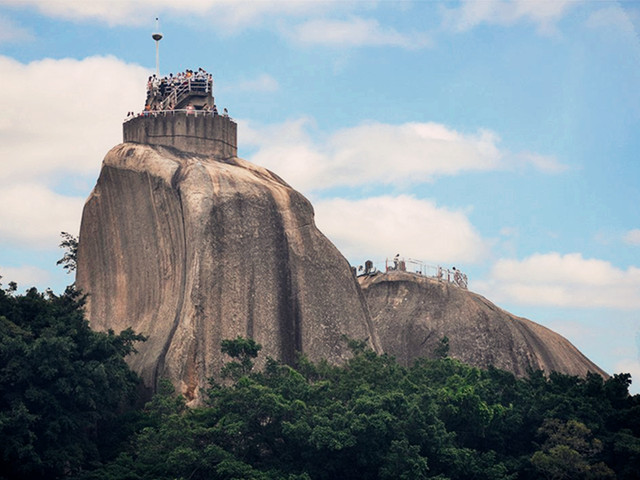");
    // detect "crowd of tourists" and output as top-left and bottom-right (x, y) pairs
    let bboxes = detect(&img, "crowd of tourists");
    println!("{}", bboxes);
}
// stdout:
(124, 104), (229, 122)
(124, 67), (233, 122)
(146, 67), (213, 106)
